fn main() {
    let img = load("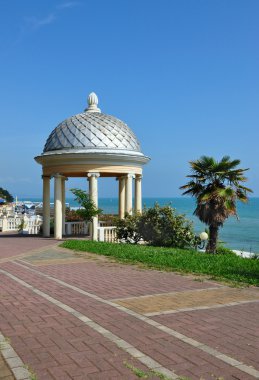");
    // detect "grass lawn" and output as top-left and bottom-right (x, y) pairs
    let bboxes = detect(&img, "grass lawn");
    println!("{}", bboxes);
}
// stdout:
(61, 240), (259, 286)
